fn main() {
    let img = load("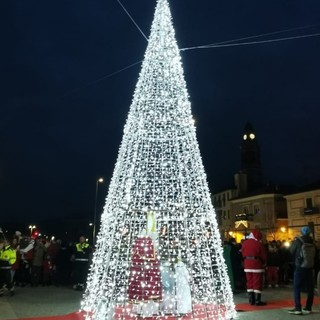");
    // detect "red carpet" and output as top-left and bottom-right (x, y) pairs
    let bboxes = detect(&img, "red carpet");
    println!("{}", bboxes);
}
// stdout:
(9, 296), (320, 320)
(236, 298), (295, 311)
